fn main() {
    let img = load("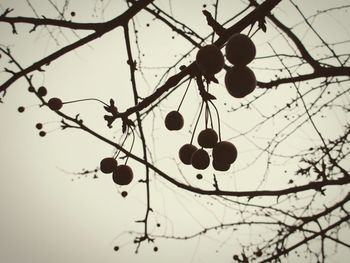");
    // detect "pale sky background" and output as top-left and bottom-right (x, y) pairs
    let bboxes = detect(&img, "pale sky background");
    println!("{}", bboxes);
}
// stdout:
(0, 0), (349, 262)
